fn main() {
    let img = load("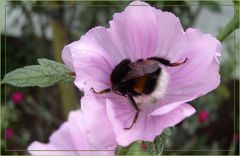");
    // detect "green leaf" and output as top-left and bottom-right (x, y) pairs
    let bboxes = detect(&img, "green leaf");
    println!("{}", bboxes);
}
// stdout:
(126, 142), (149, 155)
(37, 58), (70, 72)
(144, 128), (172, 155)
(115, 145), (130, 155)
(115, 142), (149, 156)
(2, 58), (74, 87)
